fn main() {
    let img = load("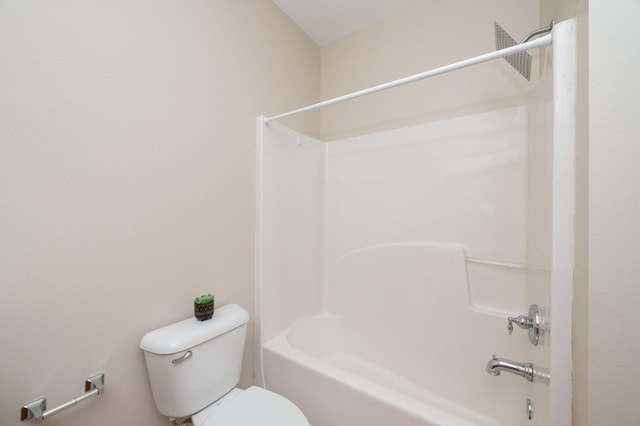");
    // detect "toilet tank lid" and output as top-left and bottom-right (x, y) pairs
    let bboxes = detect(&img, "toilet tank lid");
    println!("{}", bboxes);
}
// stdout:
(139, 303), (249, 355)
